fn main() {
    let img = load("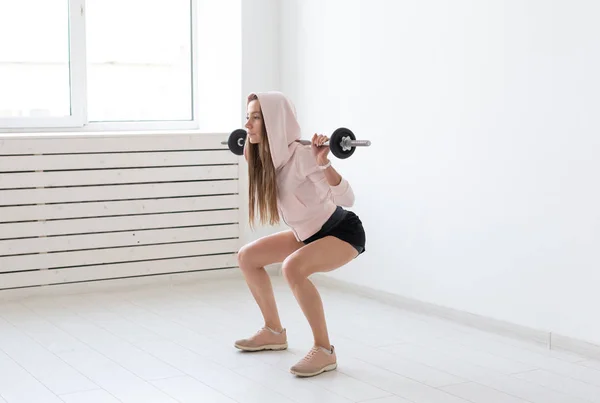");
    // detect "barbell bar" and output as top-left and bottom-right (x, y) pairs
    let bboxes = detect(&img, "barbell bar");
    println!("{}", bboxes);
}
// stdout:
(220, 127), (371, 159)
(296, 138), (372, 148)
